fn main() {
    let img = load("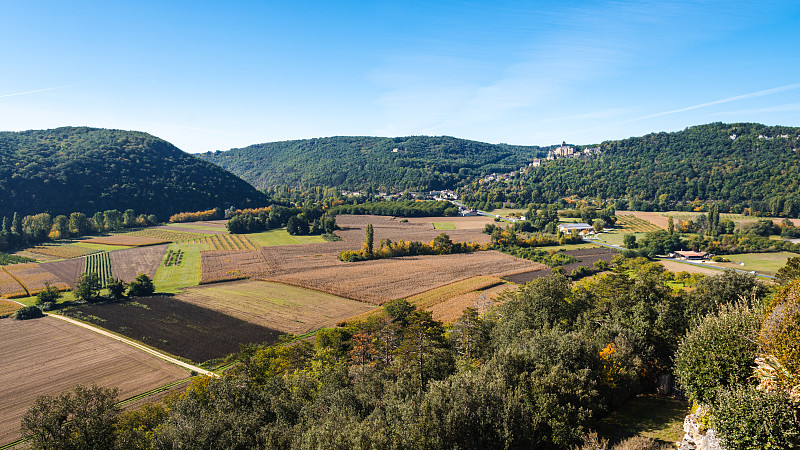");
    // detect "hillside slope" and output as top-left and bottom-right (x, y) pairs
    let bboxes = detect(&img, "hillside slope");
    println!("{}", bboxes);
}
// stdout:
(198, 136), (544, 192)
(459, 123), (800, 214)
(0, 127), (267, 218)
